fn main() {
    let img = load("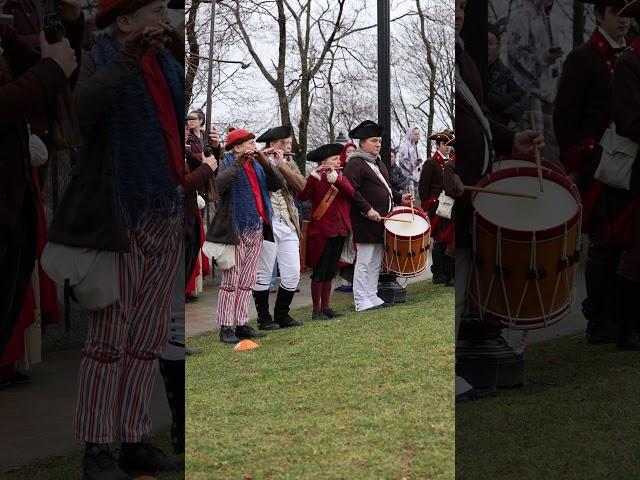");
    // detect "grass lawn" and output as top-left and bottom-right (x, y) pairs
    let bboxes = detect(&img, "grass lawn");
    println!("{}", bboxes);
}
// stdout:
(456, 334), (640, 480)
(186, 281), (454, 480)
(0, 430), (183, 480)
